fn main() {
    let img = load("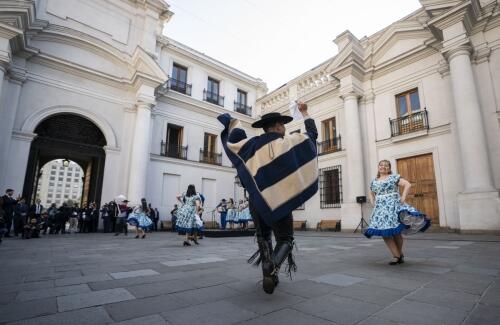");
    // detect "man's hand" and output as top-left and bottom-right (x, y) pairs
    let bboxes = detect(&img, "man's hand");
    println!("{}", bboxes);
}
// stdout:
(297, 102), (309, 118)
